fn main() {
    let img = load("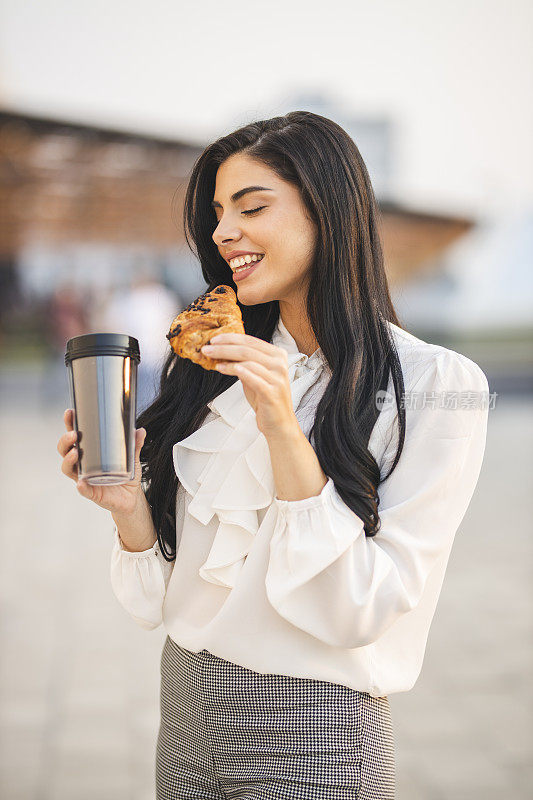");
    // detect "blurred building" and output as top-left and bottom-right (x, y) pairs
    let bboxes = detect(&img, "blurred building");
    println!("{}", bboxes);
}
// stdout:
(0, 110), (200, 256)
(0, 110), (206, 363)
(394, 208), (533, 333)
